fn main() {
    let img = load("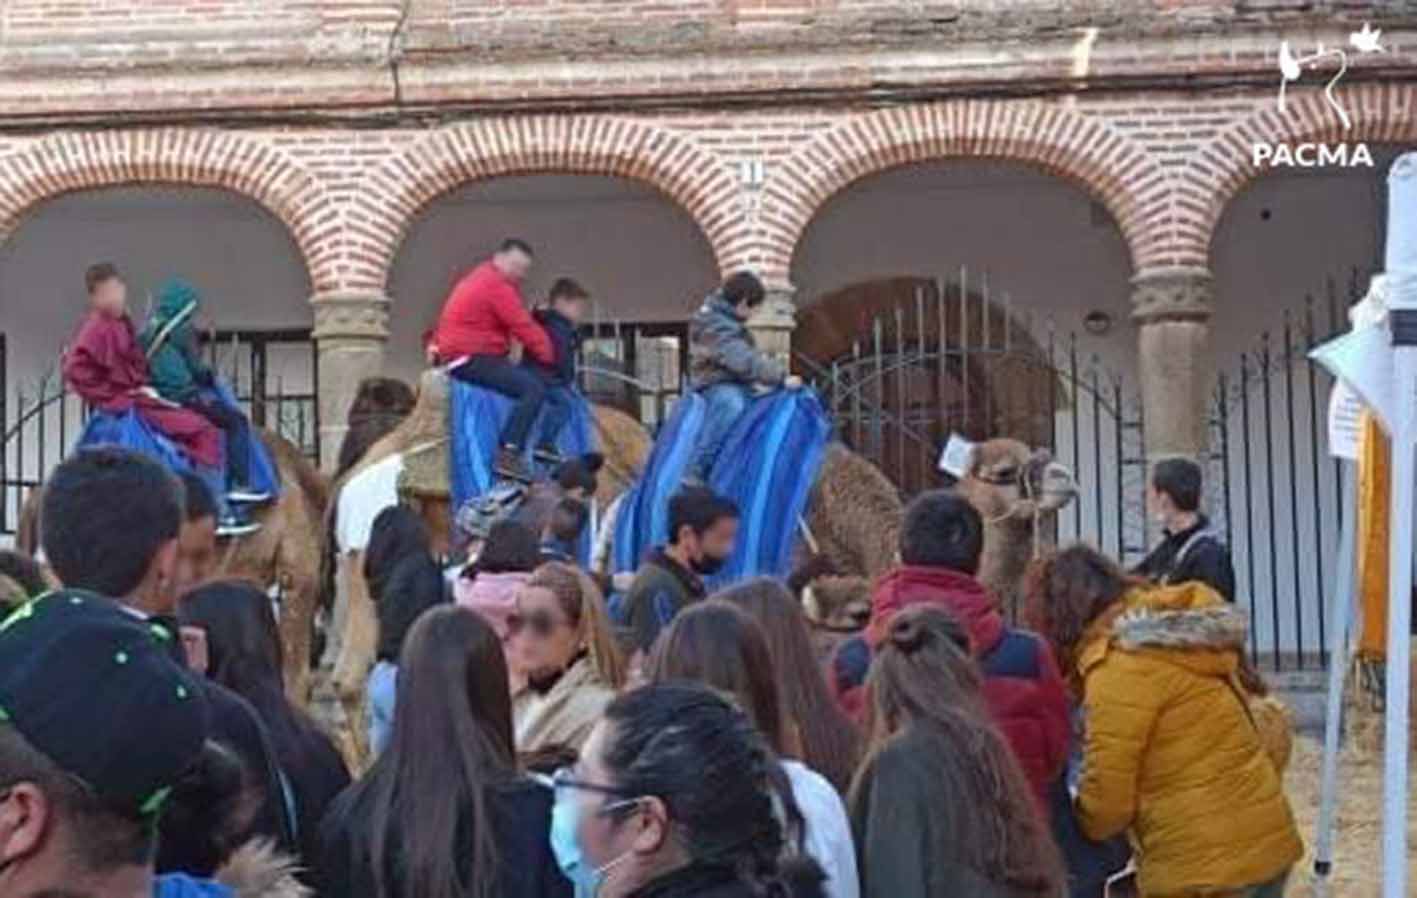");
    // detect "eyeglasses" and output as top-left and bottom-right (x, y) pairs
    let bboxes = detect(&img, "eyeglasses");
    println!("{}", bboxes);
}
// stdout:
(533, 767), (645, 816)
(507, 609), (567, 638)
